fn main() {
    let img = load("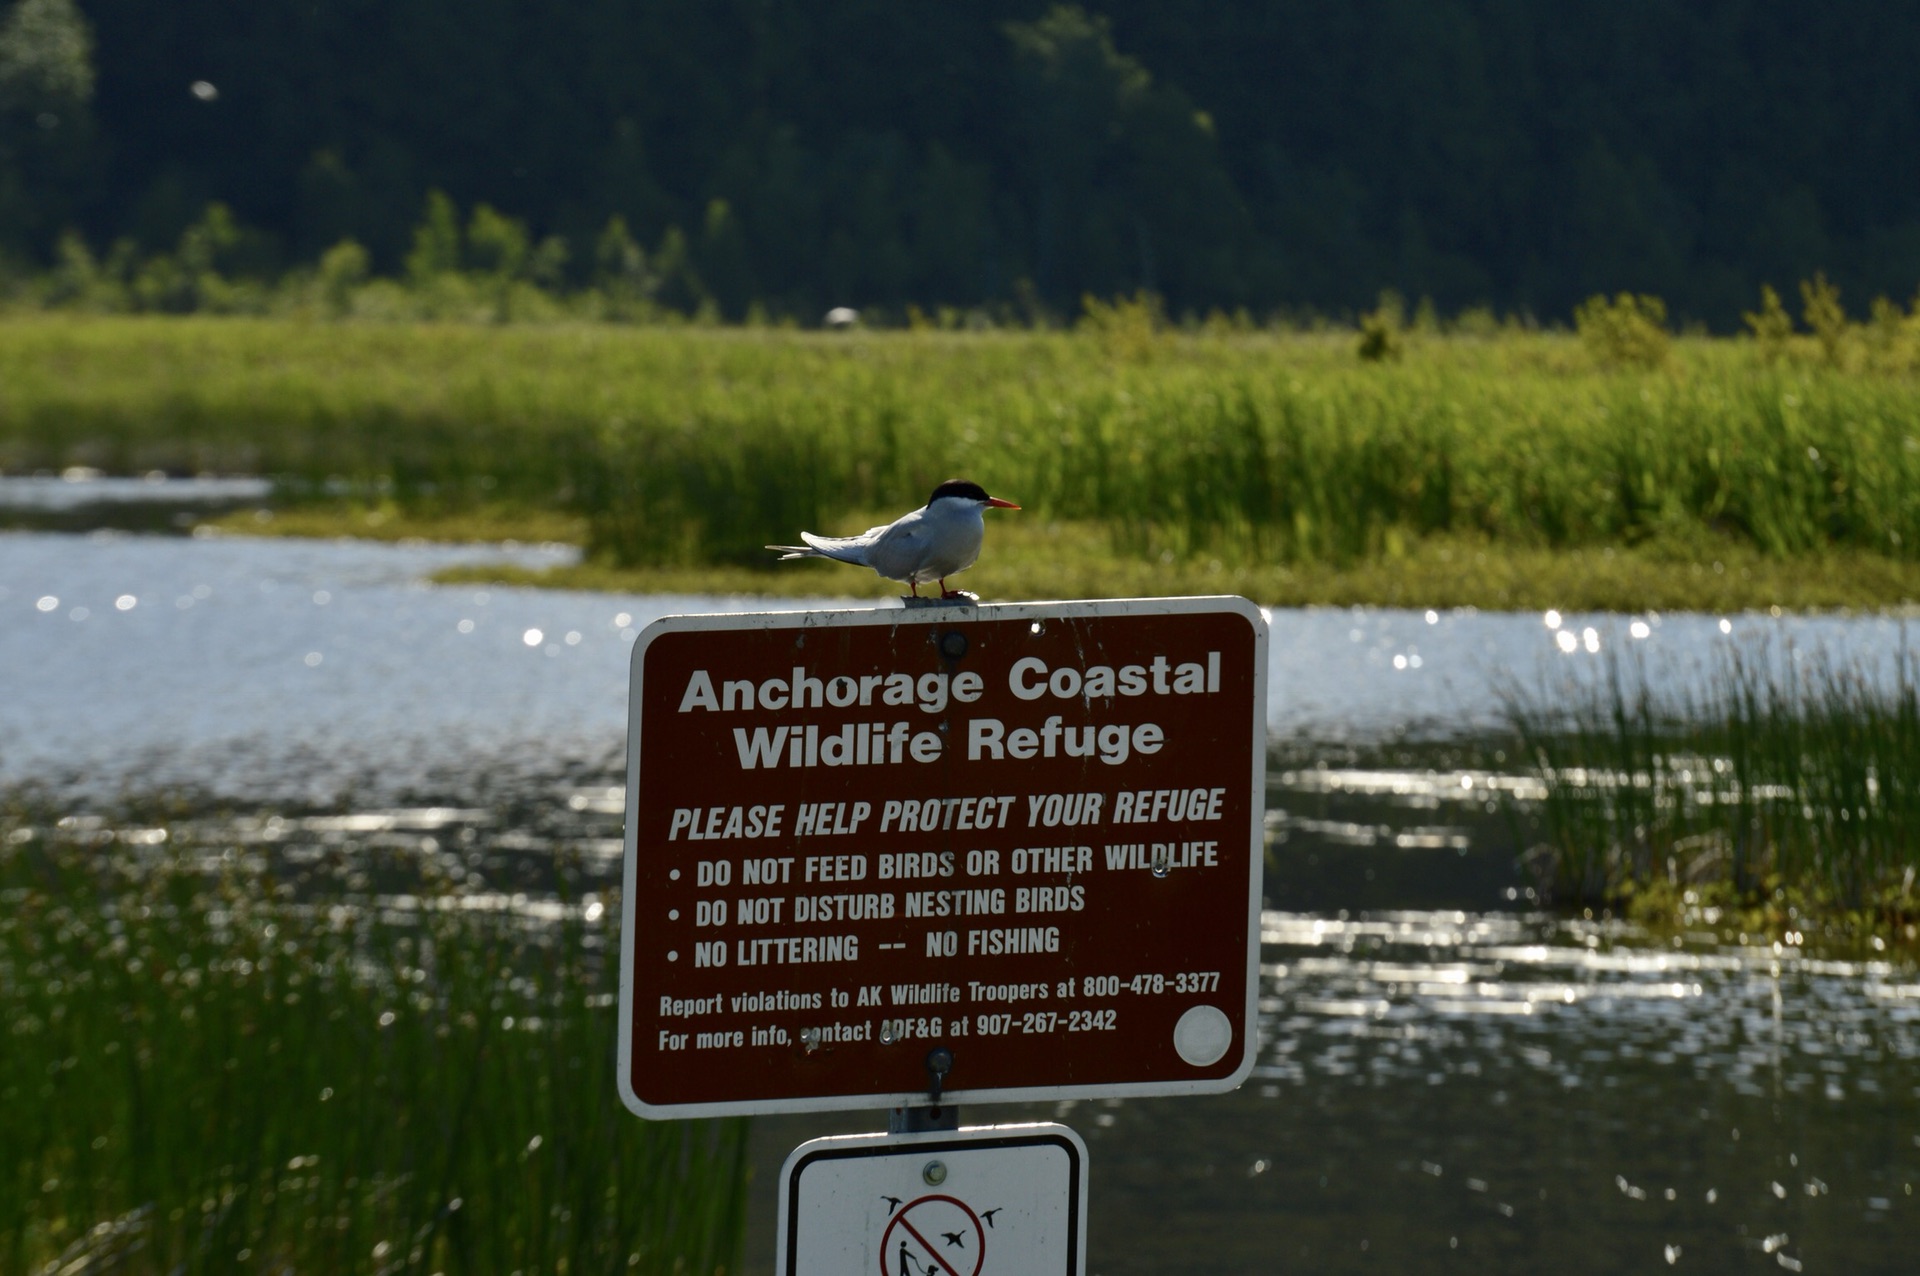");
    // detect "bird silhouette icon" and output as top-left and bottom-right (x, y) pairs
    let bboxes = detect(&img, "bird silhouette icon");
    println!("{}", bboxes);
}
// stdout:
(942, 1231), (966, 1248)
(980, 1208), (1002, 1228)
(880, 1195), (904, 1215)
